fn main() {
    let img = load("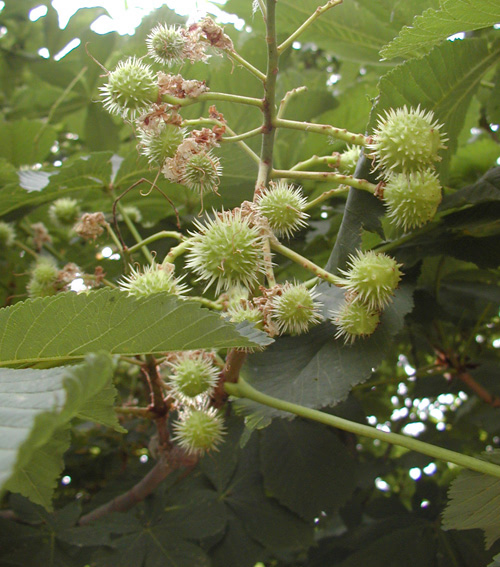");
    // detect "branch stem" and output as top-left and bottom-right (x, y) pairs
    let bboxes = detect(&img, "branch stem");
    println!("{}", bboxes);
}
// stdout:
(226, 378), (500, 479)
(275, 117), (368, 146)
(227, 50), (267, 81)
(271, 241), (340, 285)
(277, 0), (343, 54)
(272, 168), (378, 193)
(126, 231), (184, 255)
(162, 91), (263, 109)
